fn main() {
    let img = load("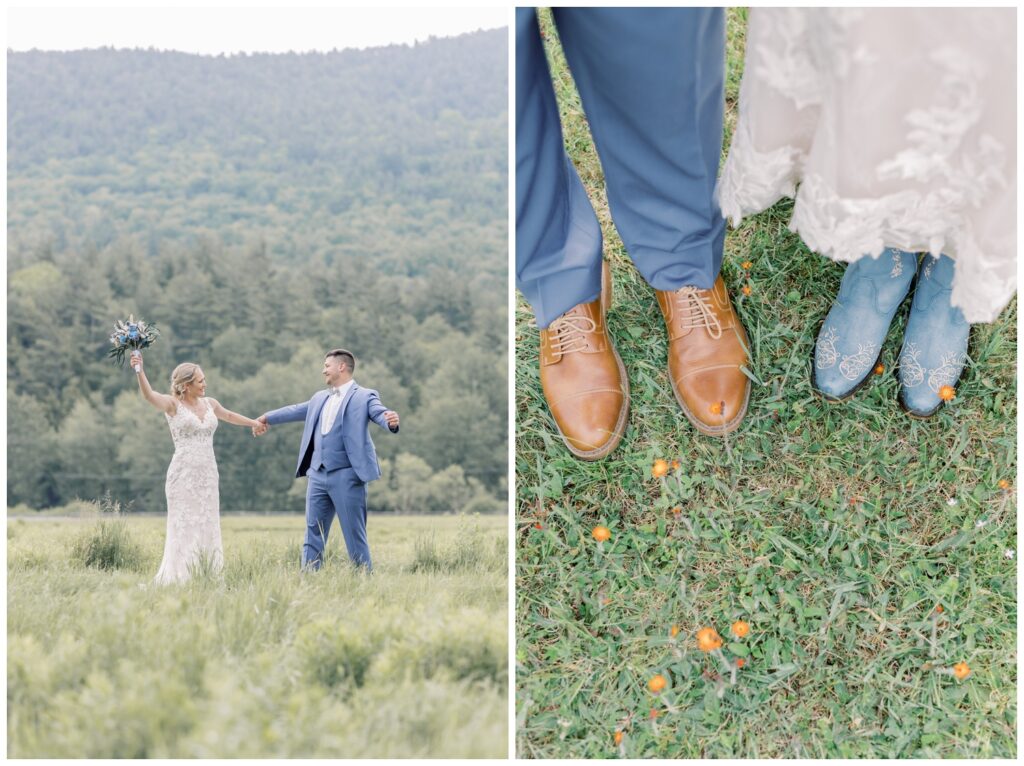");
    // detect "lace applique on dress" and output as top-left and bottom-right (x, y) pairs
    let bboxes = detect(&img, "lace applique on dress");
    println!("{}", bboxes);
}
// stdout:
(154, 398), (223, 584)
